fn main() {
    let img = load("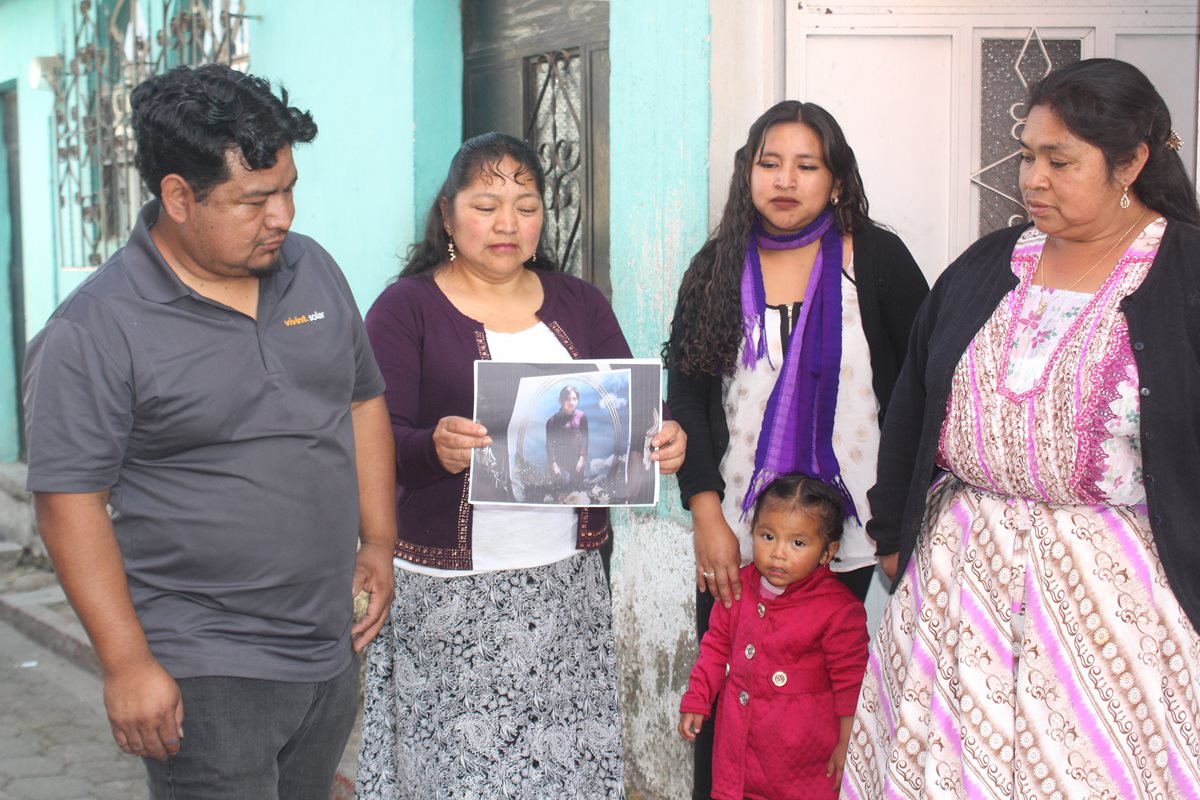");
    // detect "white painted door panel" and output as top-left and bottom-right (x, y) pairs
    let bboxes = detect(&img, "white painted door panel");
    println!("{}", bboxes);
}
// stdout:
(778, 2), (1199, 279)
(803, 34), (956, 283)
